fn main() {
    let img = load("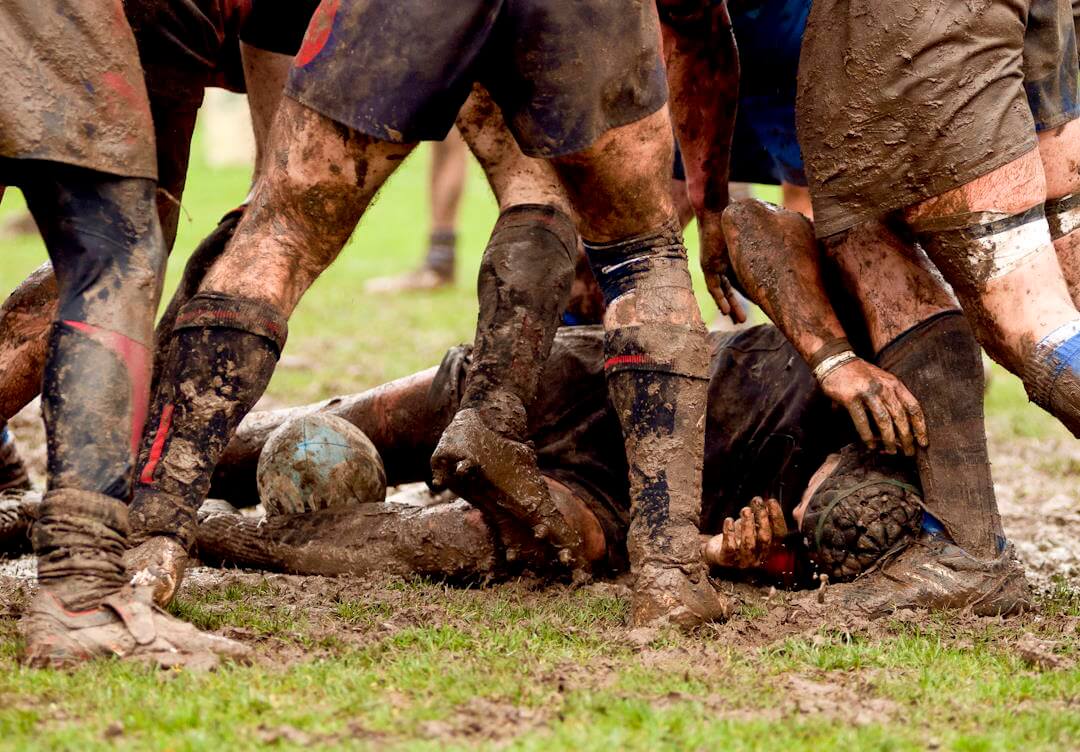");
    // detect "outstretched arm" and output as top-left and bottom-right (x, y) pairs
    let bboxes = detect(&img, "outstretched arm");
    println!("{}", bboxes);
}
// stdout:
(659, 0), (744, 321)
(723, 199), (927, 455)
